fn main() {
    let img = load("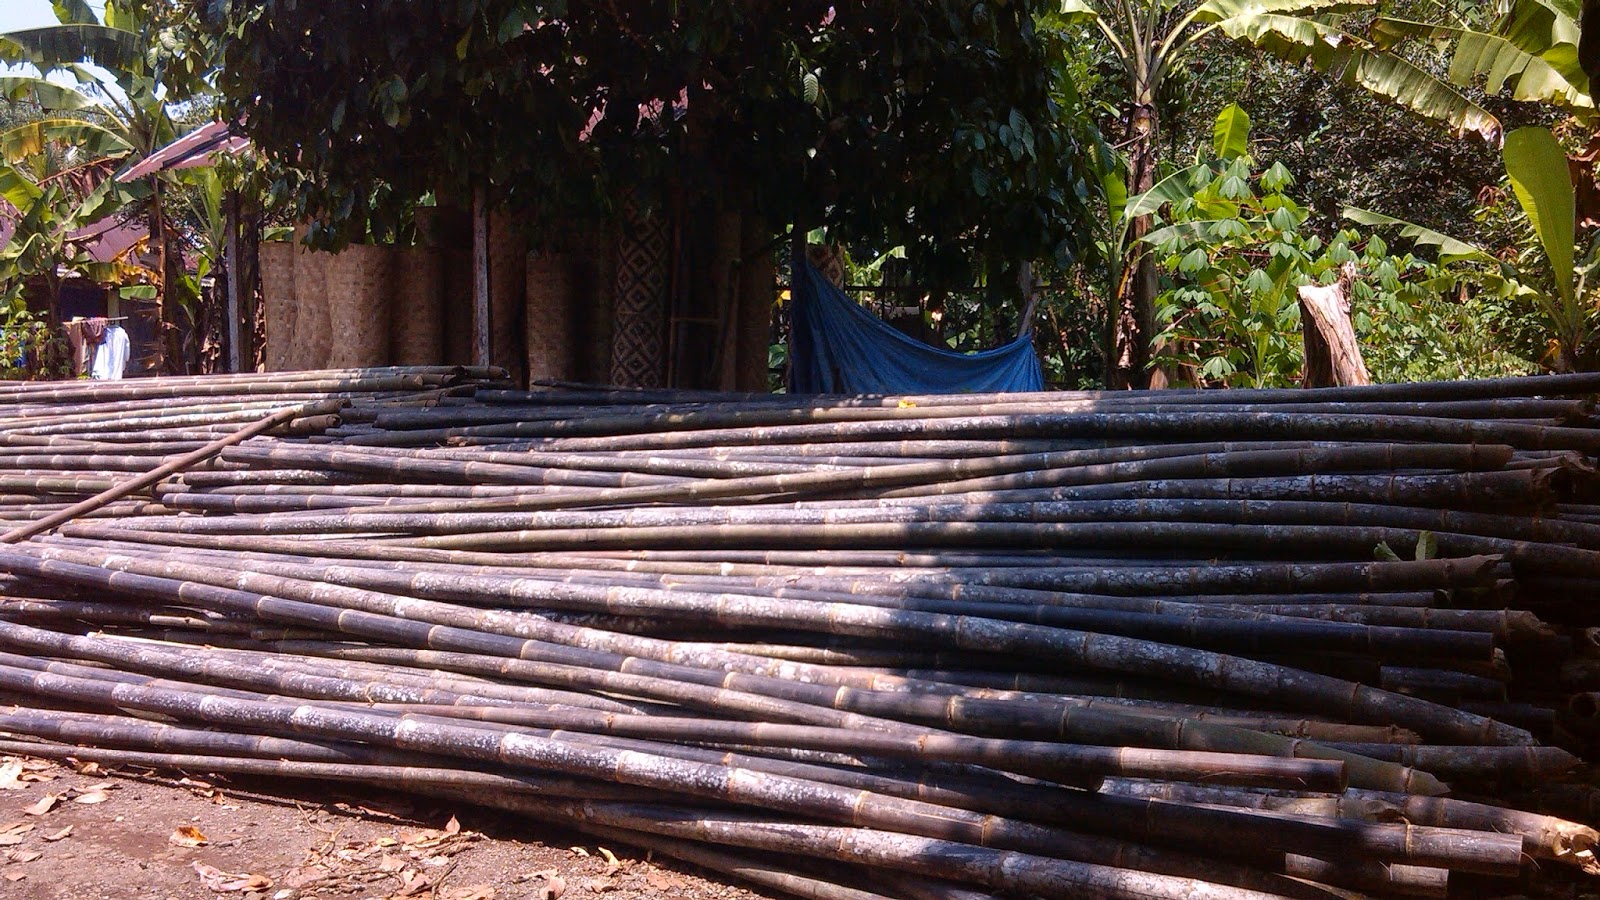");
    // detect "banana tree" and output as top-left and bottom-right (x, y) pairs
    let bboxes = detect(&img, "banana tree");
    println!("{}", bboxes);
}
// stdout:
(1348, 126), (1592, 371)
(1054, 0), (1497, 389)
(0, 0), (218, 374)
(1375, 0), (1591, 122)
